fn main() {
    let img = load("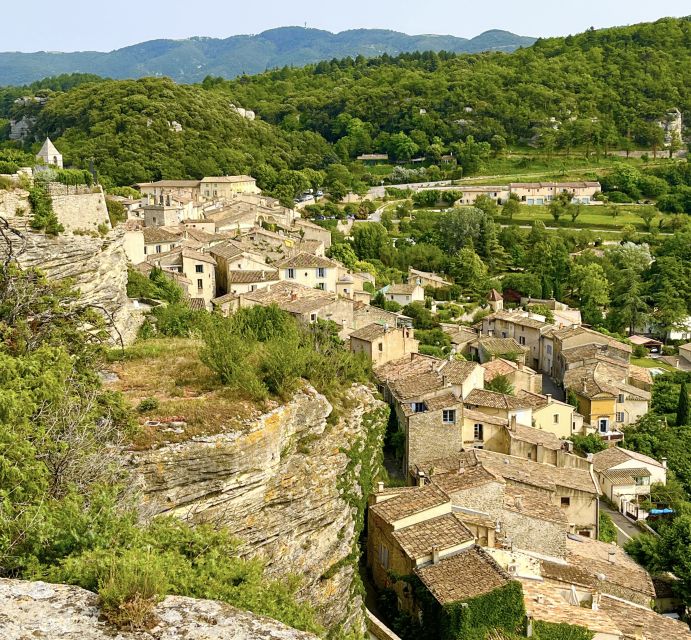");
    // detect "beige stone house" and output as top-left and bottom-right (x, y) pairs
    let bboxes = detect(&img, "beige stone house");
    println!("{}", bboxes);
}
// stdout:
(463, 388), (533, 427)
(142, 227), (181, 259)
(479, 310), (554, 370)
(137, 179), (202, 204)
(292, 217), (332, 250)
(408, 267), (452, 289)
(455, 185), (510, 206)
(209, 241), (271, 295)
(200, 176), (260, 199)
(147, 246), (217, 309)
(592, 447), (667, 516)
(349, 323), (418, 365)
(441, 324), (478, 355)
(274, 252), (340, 292)
(516, 390), (584, 439)
(384, 283), (425, 307)
(468, 336), (528, 365)
(482, 358), (541, 394)
(509, 181), (601, 205)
